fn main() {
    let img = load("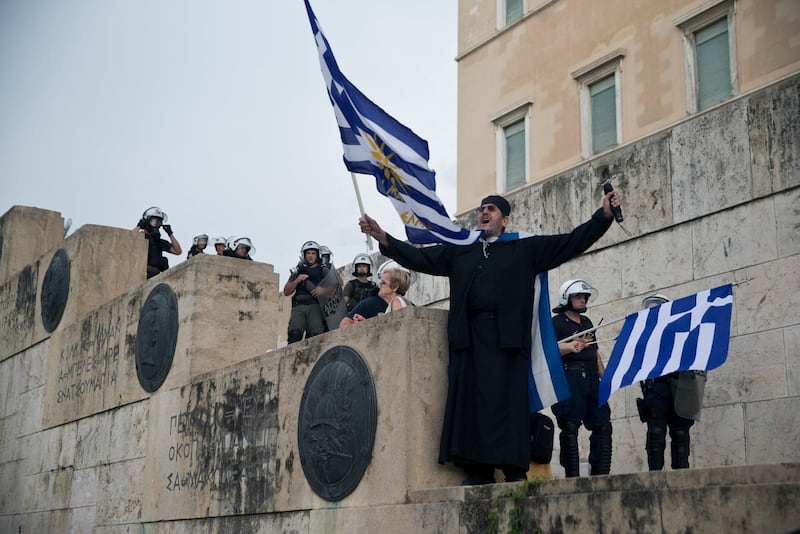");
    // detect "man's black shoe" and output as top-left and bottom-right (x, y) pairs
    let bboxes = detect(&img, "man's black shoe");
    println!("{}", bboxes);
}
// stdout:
(461, 474), (495, 486)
